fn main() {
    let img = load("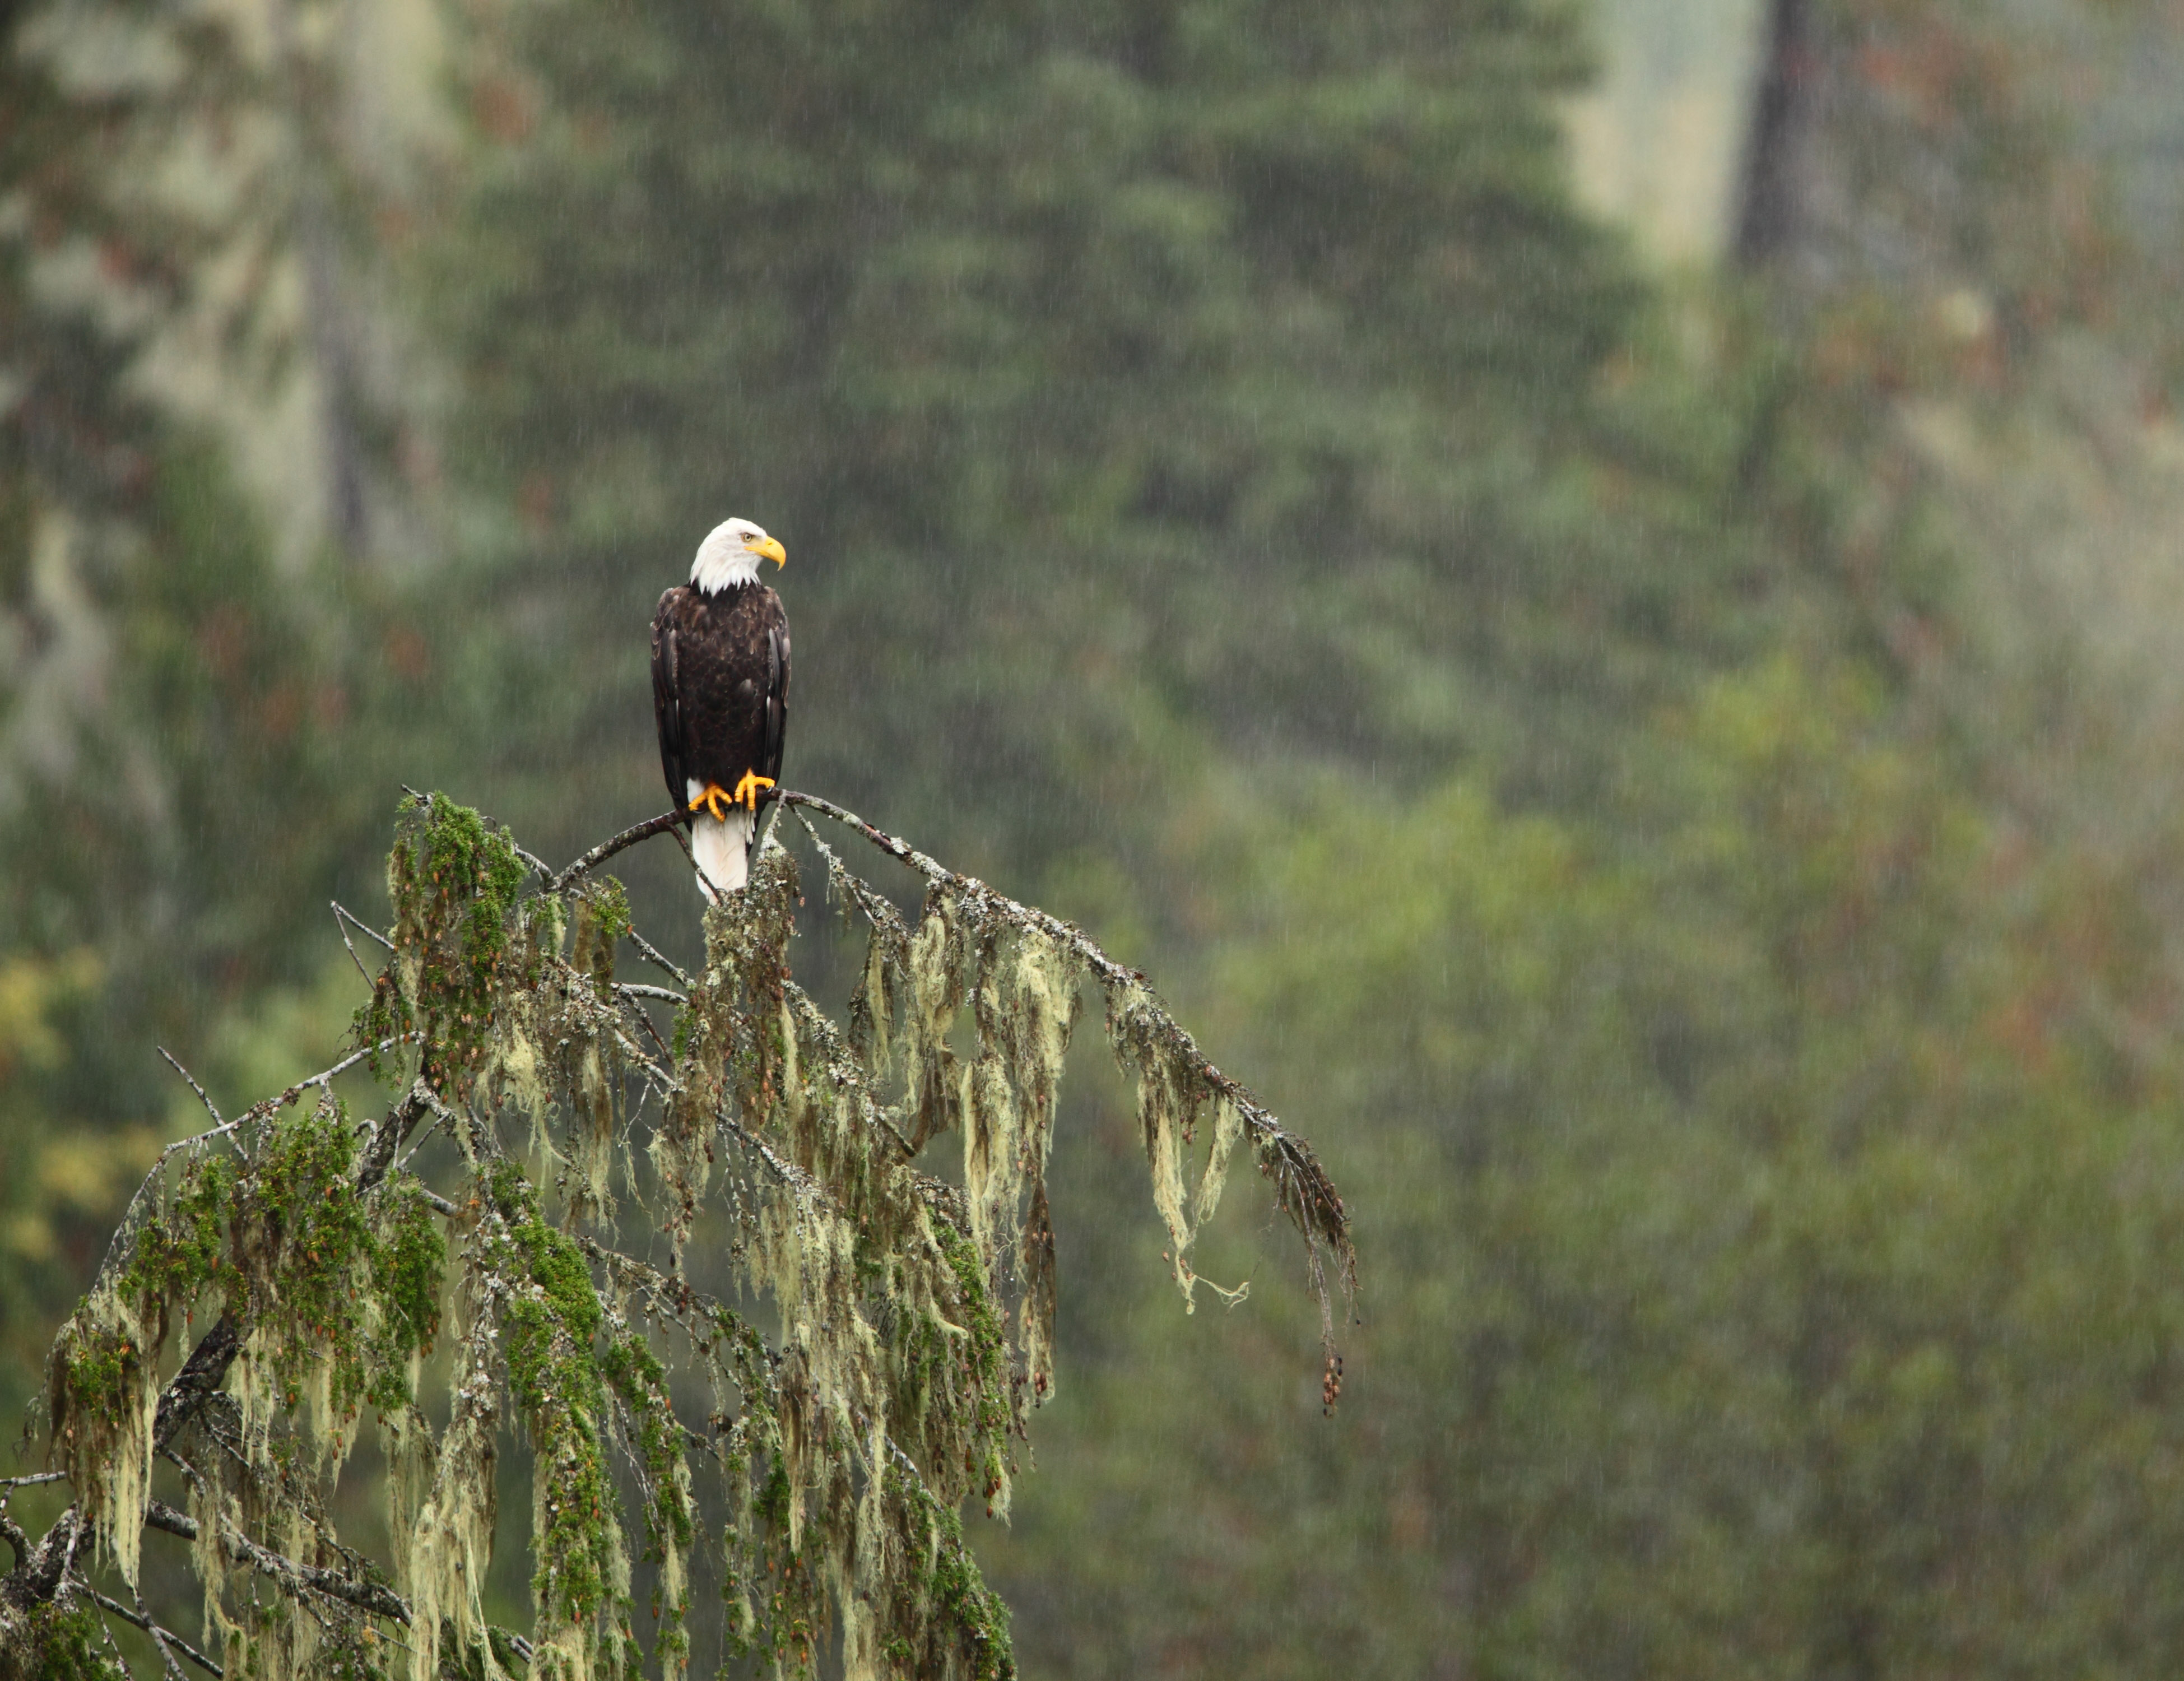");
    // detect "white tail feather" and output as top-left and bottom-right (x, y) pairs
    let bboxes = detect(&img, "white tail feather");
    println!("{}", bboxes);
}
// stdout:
(690, 807), (754, 900)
